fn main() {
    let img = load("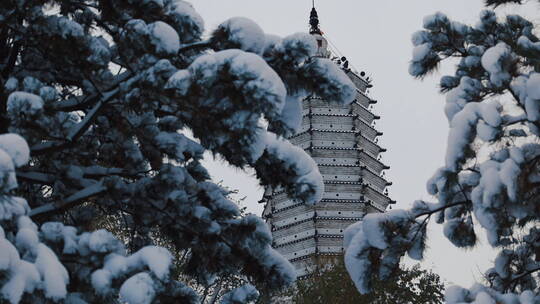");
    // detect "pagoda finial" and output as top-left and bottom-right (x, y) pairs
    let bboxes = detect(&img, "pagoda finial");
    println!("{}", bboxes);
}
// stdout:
(309, 2), (322, 35)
